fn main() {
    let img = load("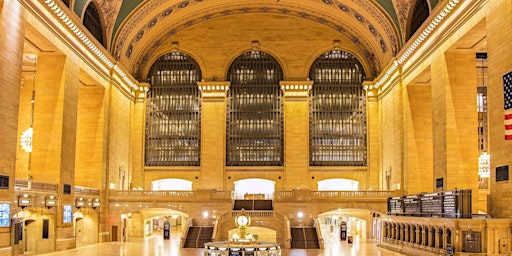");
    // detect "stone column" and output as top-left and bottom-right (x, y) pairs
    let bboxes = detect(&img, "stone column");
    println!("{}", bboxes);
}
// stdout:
(431, 52), (479, 212)
(198, 82), (230, 190)
(428, 226), (434, 247)
(395, 223), (400, 240)
(0, 0), (24, 254)
(415, 225), (421, 244)
(442, 227), (448, 249)
(129, 83), (149, 189)
(364, 83), (381, 189)
(32, 54), (80, 251)
(280, 81), (313, 190)
(405, 224), (409, 243)
(399, 223), (404, 241)
(434, 227), (440, 248)
(421, 225), (427, 246)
